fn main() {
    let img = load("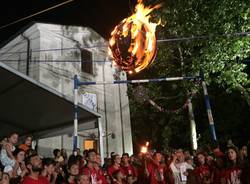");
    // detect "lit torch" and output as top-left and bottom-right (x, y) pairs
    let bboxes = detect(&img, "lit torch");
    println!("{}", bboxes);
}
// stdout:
(109, 0), (161, 74)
